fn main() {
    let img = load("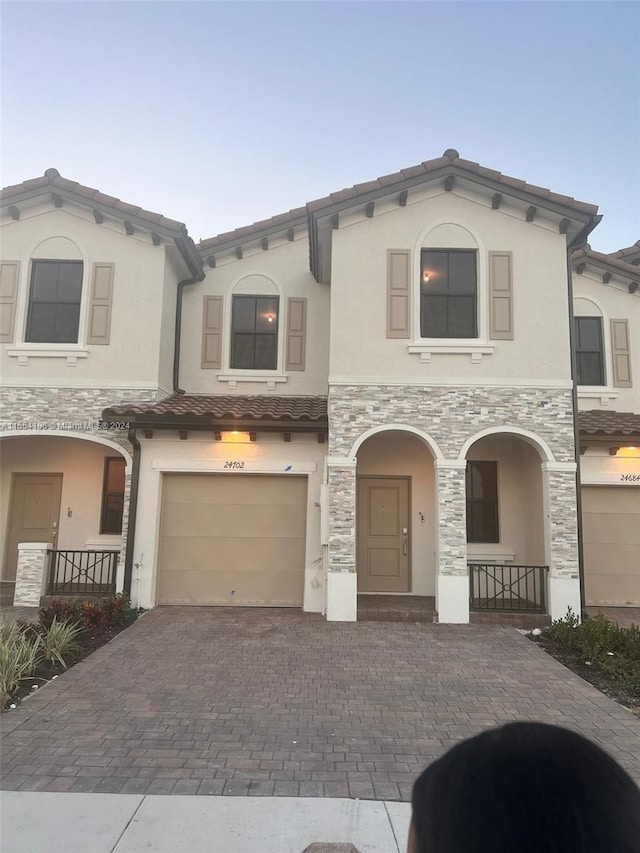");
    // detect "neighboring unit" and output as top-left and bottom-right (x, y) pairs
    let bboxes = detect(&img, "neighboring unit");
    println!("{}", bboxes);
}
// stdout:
(1, 153), (638, 620)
